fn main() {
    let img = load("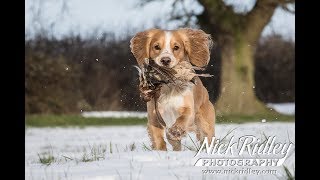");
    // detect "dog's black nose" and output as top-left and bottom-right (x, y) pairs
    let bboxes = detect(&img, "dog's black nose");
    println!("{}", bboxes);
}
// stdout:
(160, 57), (171, 66)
